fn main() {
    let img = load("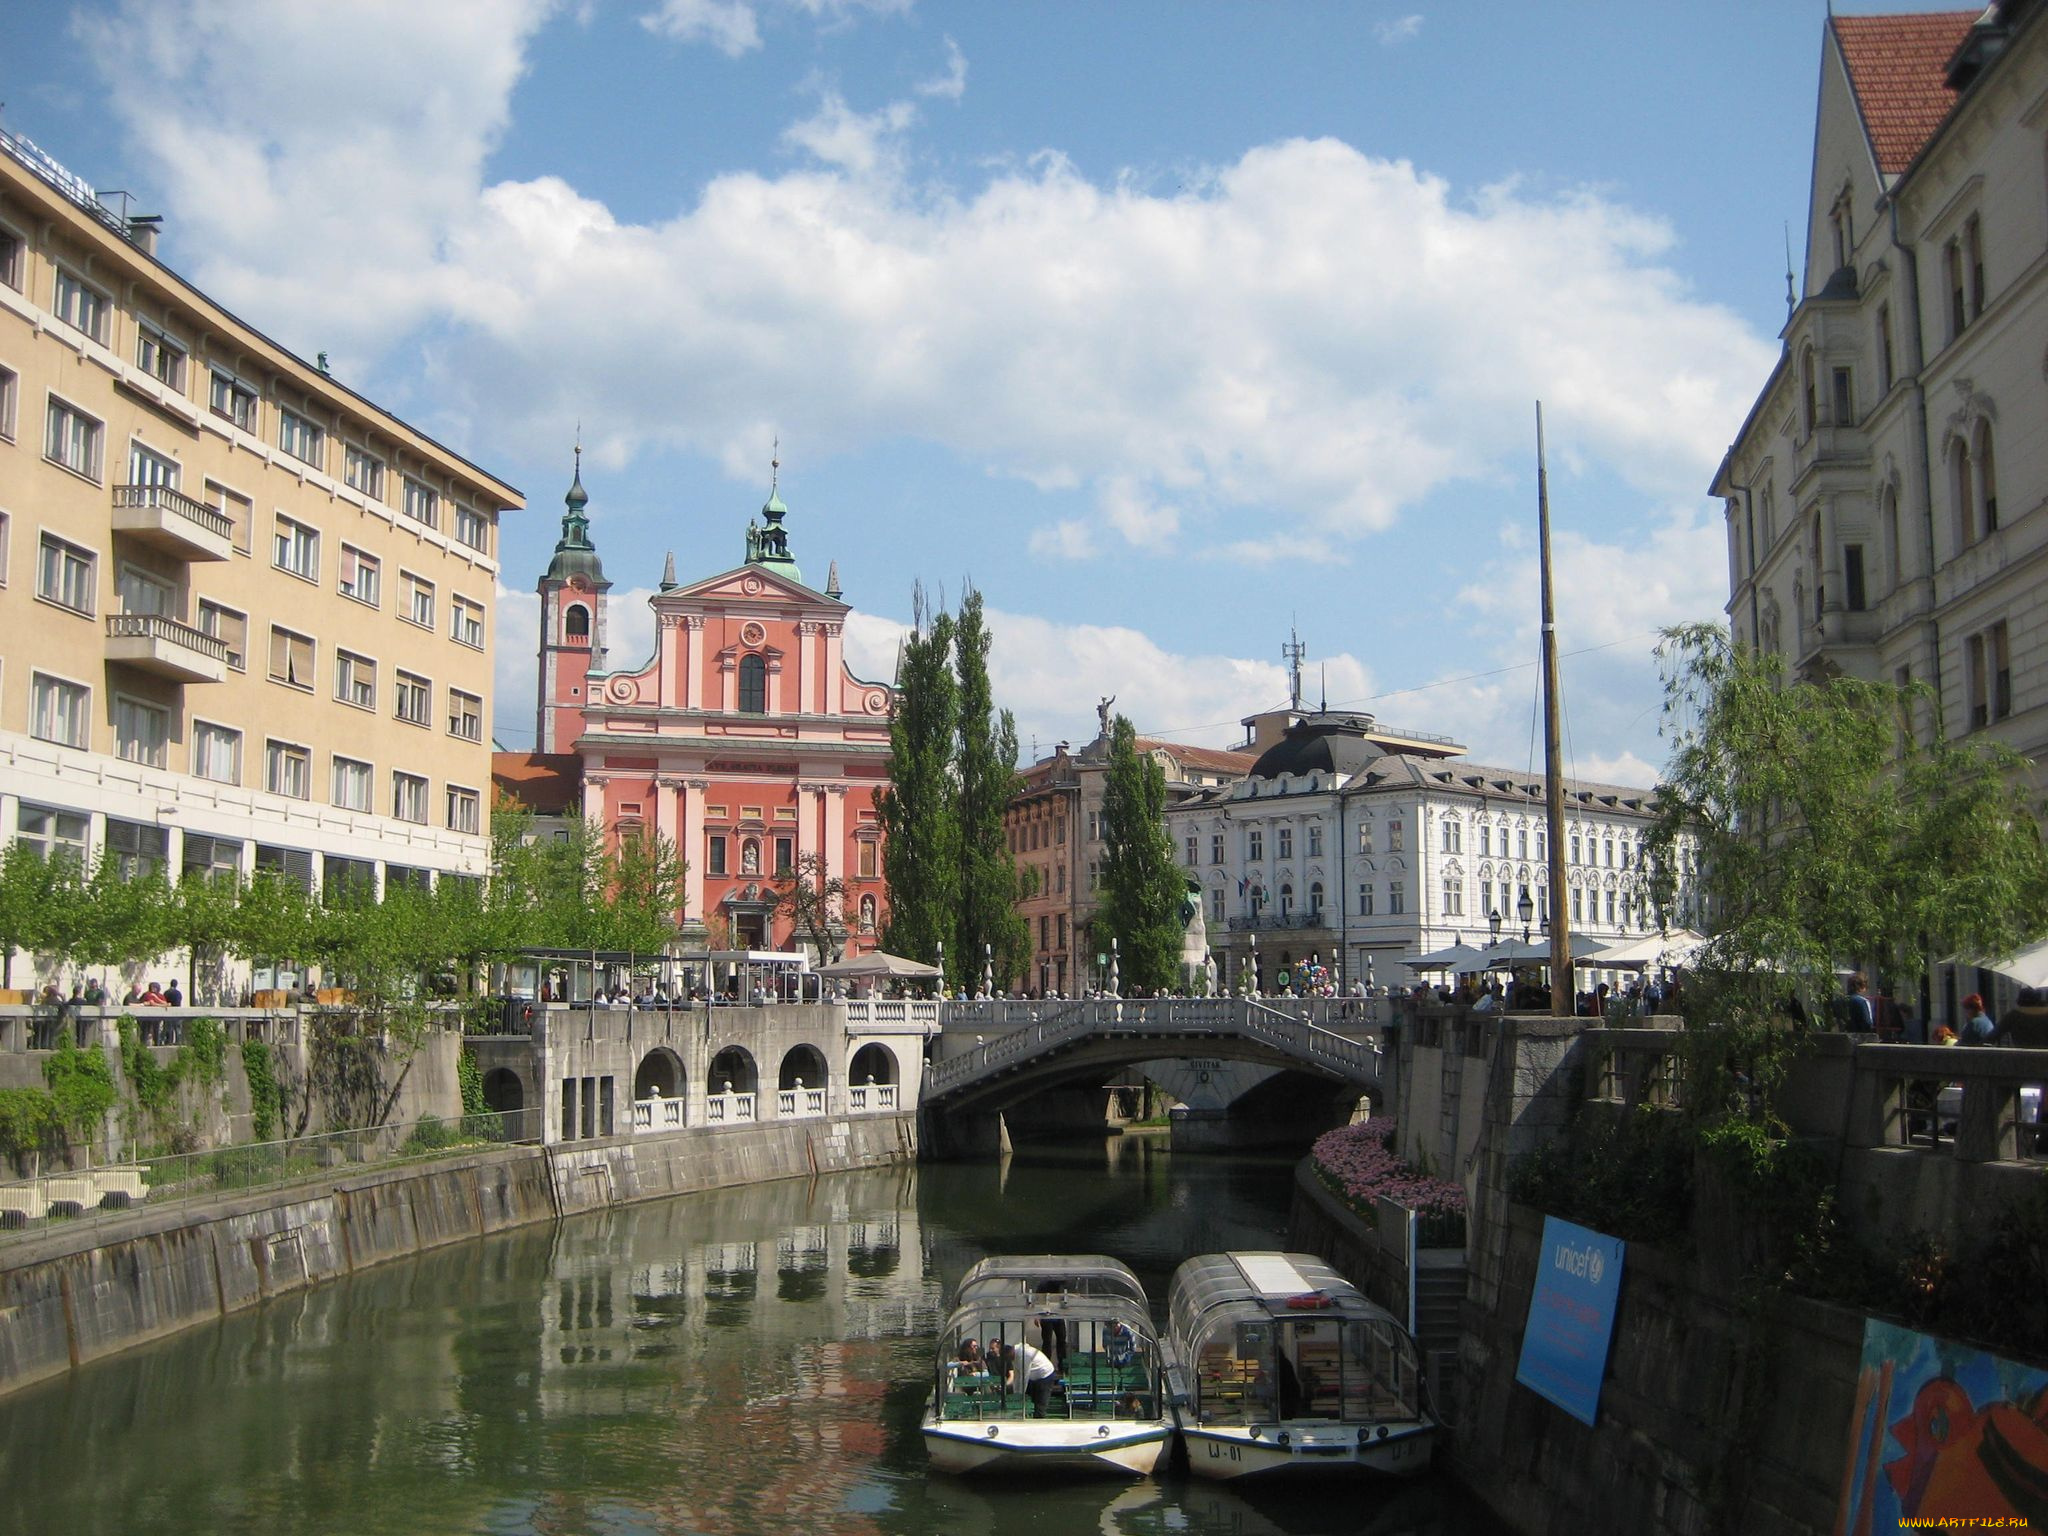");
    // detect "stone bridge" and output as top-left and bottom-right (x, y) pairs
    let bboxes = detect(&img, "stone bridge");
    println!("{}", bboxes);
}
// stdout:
(922, 996), (1388, 1154)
